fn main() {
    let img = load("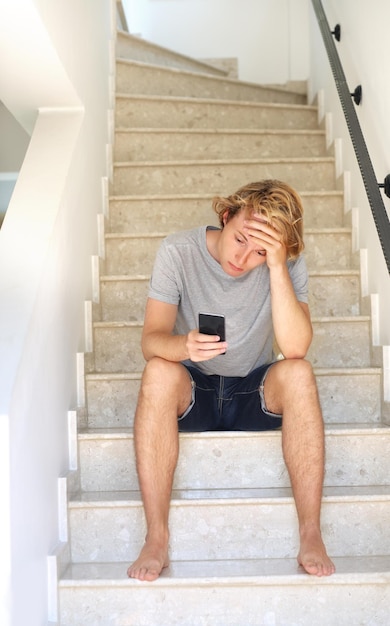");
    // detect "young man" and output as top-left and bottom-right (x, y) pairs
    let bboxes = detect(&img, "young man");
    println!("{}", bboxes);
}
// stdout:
(128, 179), (335, 581)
